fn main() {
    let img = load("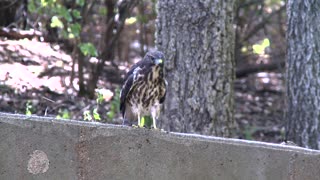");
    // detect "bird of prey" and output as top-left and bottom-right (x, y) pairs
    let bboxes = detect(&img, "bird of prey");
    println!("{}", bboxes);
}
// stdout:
(120, 51), (166, 129)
